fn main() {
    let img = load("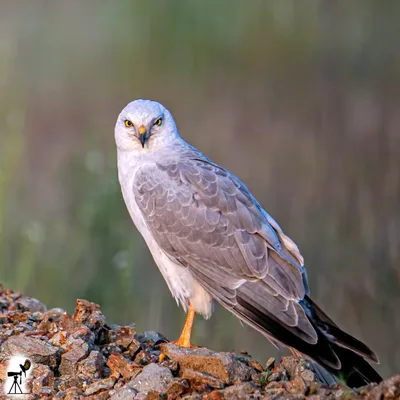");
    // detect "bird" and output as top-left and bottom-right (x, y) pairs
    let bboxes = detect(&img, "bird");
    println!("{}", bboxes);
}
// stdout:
(114, 99), (382, 388)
